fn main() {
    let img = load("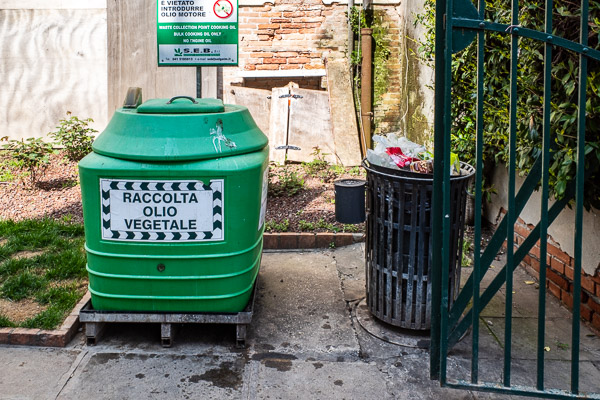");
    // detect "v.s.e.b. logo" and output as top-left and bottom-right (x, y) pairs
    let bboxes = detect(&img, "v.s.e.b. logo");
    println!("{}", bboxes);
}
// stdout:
(174, 48), (182, 57)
